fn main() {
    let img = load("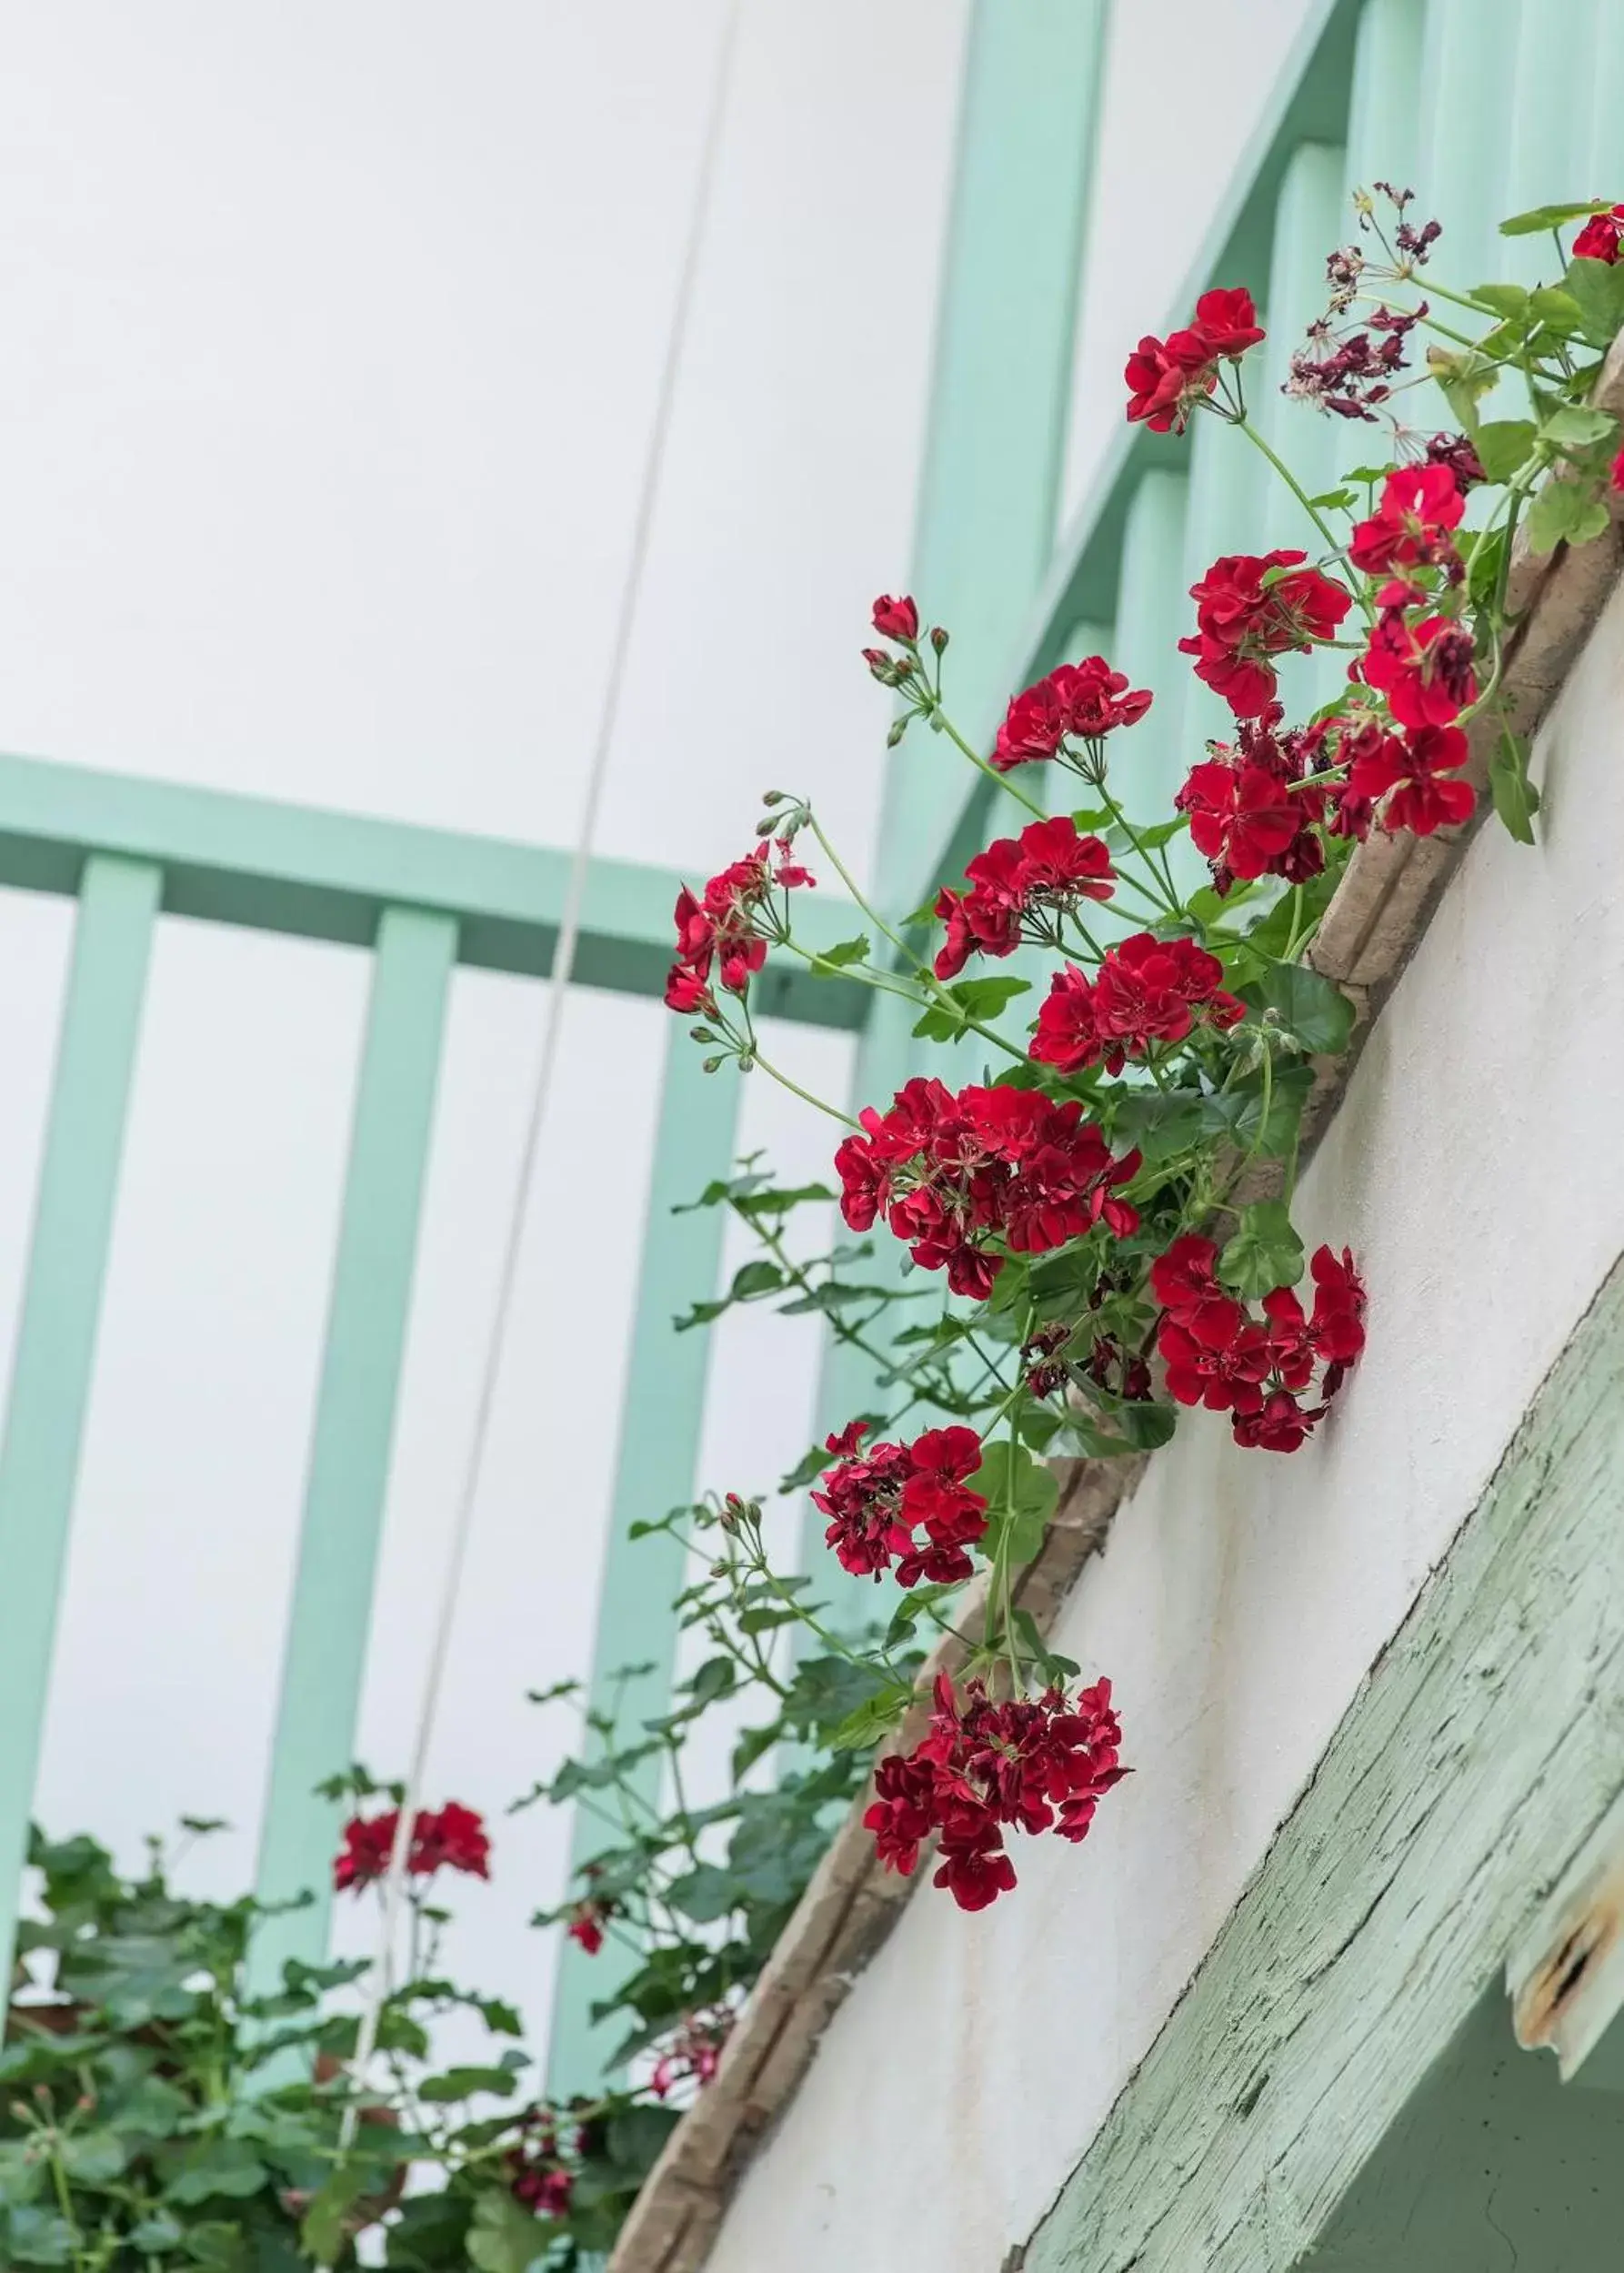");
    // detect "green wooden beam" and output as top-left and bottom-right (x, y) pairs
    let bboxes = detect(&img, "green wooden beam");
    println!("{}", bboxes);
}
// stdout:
(247, 906), (456, 2003)
(0, 749), (867, 1031)
(909, 0), (1362, 920)
(1023, 1244), (1624, 2272)
(1112, 471), (1190, 820)
(547, 1029), (742, 2098)
(0, 855), (159, 1991)
(889, 0), (1108, 922)
(1502, 1), (1595, 287)
(1418, 0), (1522, 299)
(1589, 0), (1624, 182)
(1343, 0), (1426, 203)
